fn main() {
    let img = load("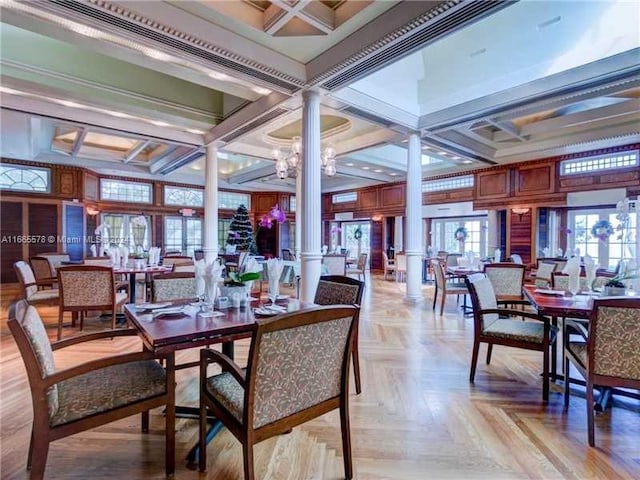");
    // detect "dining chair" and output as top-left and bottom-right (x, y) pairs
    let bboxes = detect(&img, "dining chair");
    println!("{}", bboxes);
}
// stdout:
(431, 258), (468, 316)
(533, 261), (557, 287)
(37, 253), (70, 275)
(465, 273), (557, 402)
(395, 253), (407, 282)
(551, 271), (615, 291)
(173, 262), (196, 273)
(445, 253), (462, 268)
(322, 254), (347, 276)
(14, 261), (60, 307)
(162, 255), (193, 267)
(29, 257), (57, 290)
(194, 249), (205, 261)
(382, 252), (396, 280)
(152, 272), (197, 303)
(198, 305), (358, 479)
(483, 263), (526, 303)
(346, 253), (368, 281)
(8, 300), (175, 479)
(57, 265), (128, 340)
(314, 275), (365, 394)
(281, 248), (295, 261)
(564, 297), (640, 446)
(510, 253), (524, 264)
